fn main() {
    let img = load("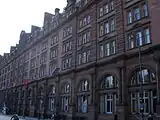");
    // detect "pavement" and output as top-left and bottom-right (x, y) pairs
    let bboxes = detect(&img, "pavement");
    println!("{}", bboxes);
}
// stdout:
(0, 114), (52, 120)
(0, 114), (24, 120)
